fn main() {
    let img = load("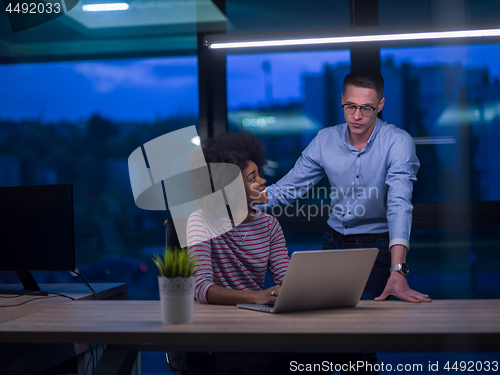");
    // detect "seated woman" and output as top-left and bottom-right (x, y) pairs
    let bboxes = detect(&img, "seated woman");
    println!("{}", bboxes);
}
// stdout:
(187, 130), (288, 306)
(166, 131), (288, 374)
